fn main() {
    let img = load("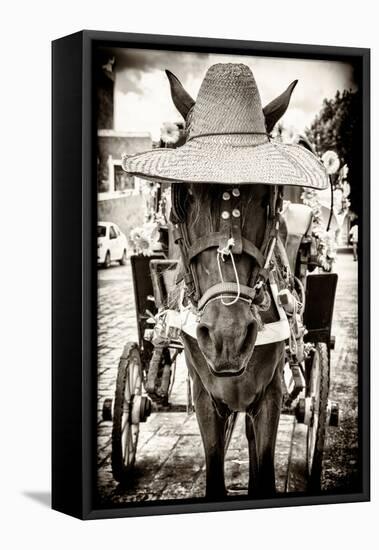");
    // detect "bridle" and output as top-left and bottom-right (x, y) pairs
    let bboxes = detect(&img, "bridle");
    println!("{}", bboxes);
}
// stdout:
(170, 183), (283, 315)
